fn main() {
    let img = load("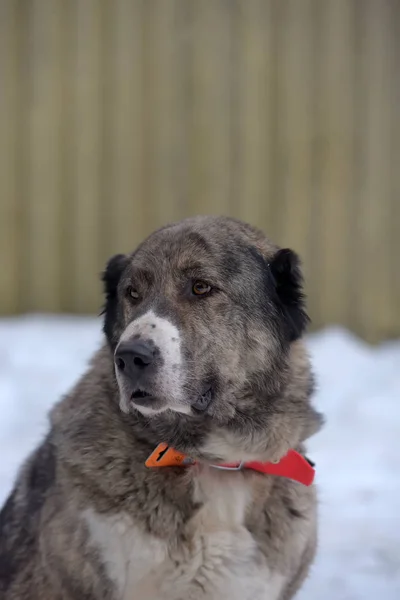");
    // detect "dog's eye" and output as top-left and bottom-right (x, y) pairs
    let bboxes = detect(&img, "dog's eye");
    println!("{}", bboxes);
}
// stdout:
(127, 286), (139, 301)
(192, 281), (212, 296)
